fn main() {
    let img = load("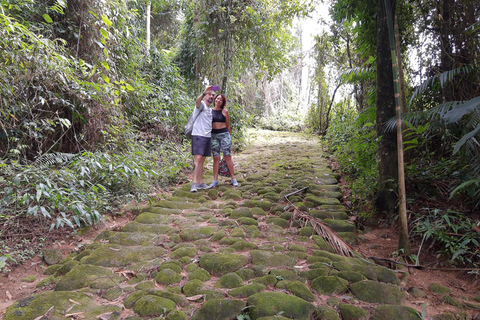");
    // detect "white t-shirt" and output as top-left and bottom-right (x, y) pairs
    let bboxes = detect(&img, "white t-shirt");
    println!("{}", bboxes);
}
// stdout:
(192, 101), (212, 138)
